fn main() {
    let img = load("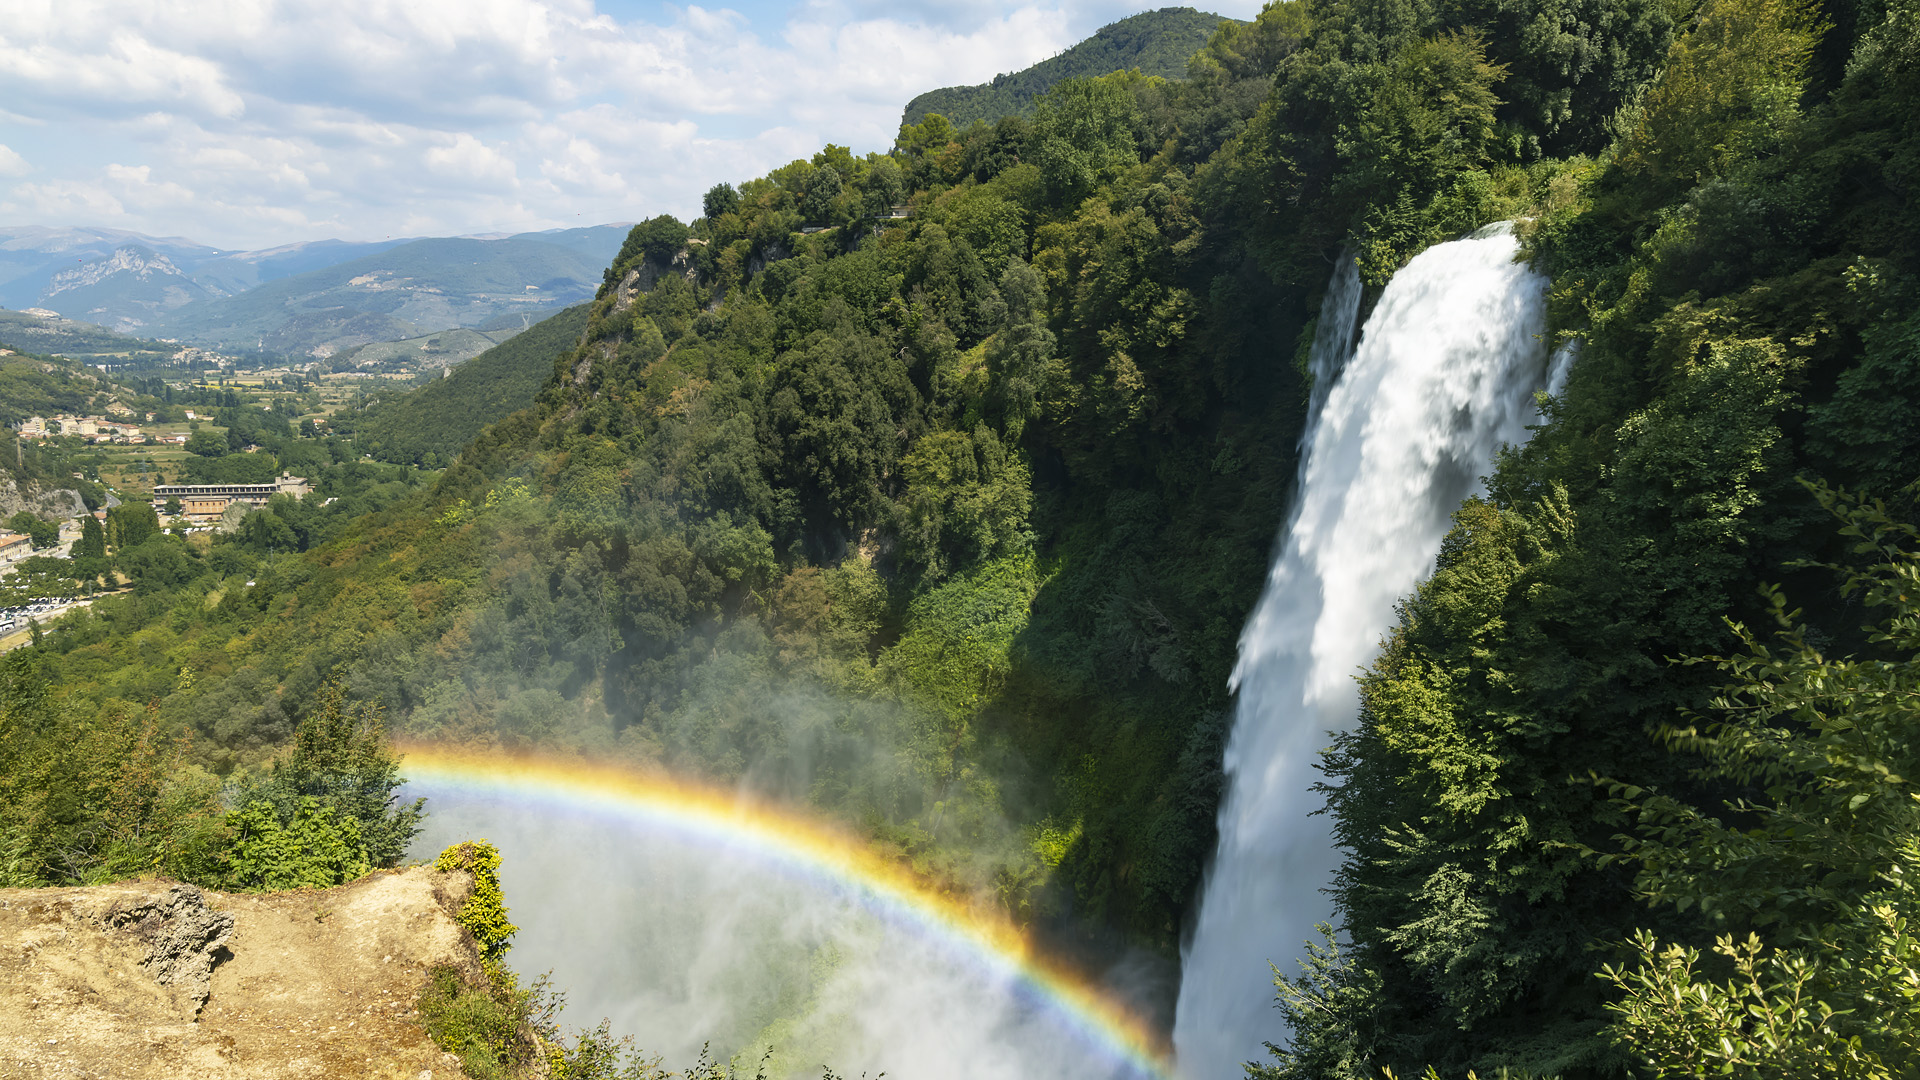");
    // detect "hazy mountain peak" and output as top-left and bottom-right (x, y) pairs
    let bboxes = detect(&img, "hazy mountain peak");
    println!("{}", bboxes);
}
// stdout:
(0, 225), (222, 258)
(46, 246), (189, 297)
